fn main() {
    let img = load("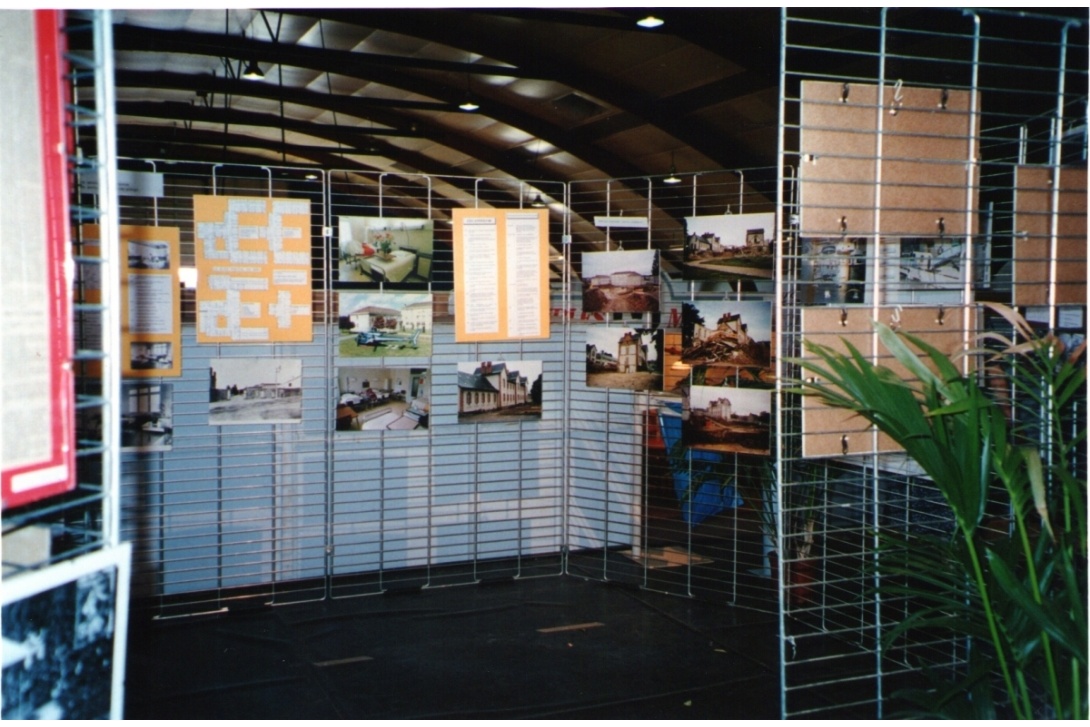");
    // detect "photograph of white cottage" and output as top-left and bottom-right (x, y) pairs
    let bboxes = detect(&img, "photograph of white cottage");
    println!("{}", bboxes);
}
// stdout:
(580, 249), (660, 314)
(337, 292), (433, 358)
(585, 326), (662, 391)
(457, 360), (542, 422)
